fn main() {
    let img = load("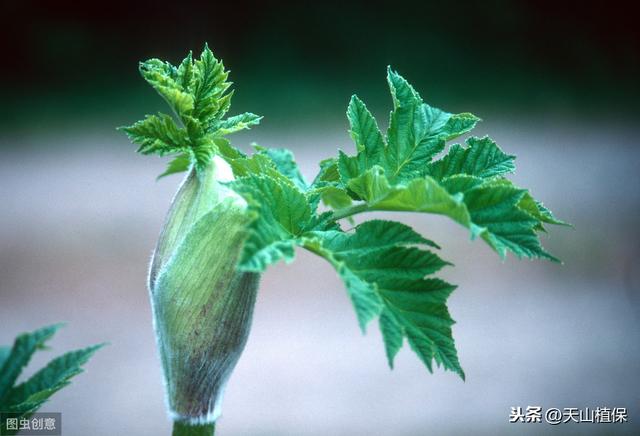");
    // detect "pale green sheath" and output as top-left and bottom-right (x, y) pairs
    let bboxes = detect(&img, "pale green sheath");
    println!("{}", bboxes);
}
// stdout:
(148, 156), (259, 424)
